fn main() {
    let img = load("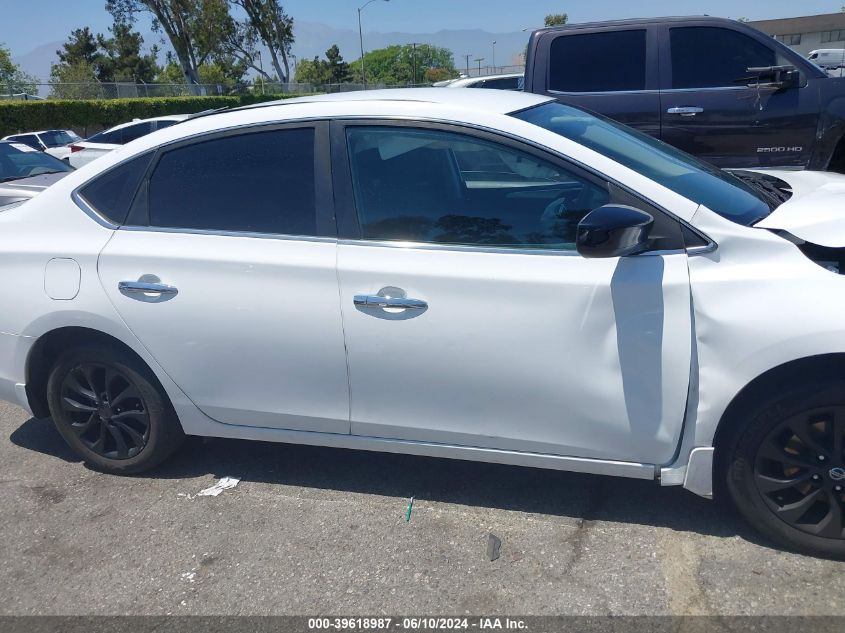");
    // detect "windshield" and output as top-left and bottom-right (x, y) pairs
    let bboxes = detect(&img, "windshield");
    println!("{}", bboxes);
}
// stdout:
(39, 130), (79, 147)
(0, 142), (73, 182)
(513, 102), (772, 225)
